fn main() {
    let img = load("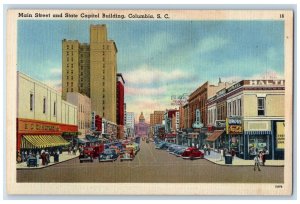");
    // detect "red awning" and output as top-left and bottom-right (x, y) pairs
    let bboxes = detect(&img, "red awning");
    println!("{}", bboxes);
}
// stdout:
(206, 130), (225, 142)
